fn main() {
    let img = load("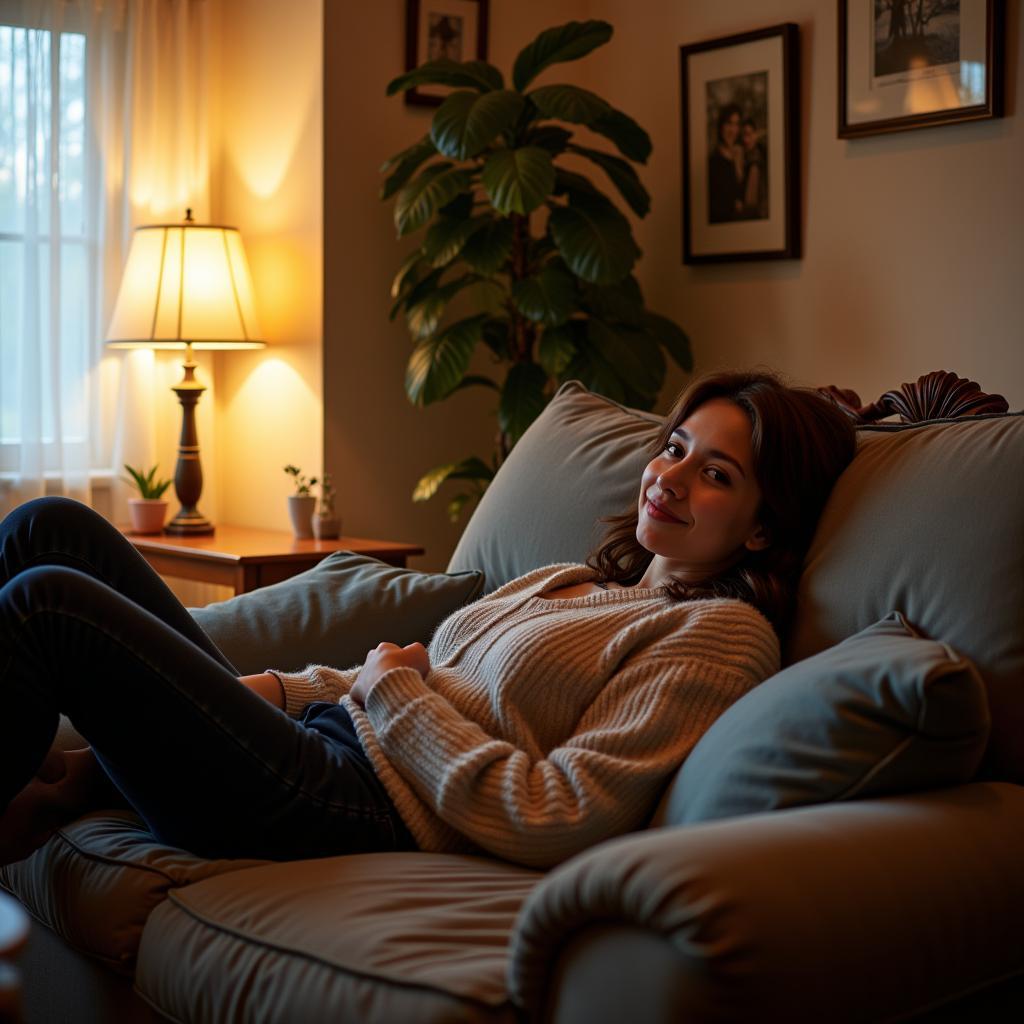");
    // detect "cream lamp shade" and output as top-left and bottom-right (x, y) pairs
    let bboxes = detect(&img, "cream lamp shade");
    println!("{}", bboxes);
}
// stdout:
(106, 211), (265, 534)
(106, 217), (263, 349)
